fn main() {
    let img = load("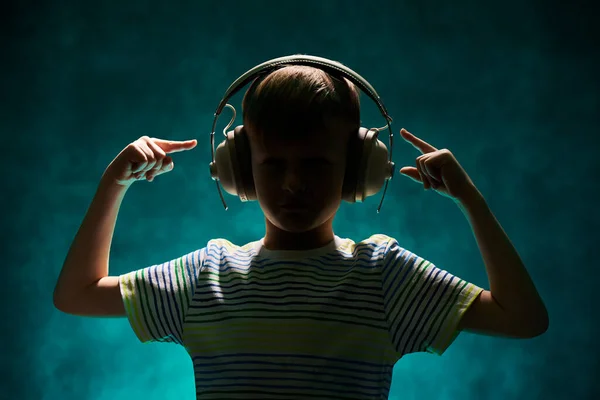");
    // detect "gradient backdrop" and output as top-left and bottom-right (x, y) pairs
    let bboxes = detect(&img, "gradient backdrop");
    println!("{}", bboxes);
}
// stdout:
(2, 0), (598, 399)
